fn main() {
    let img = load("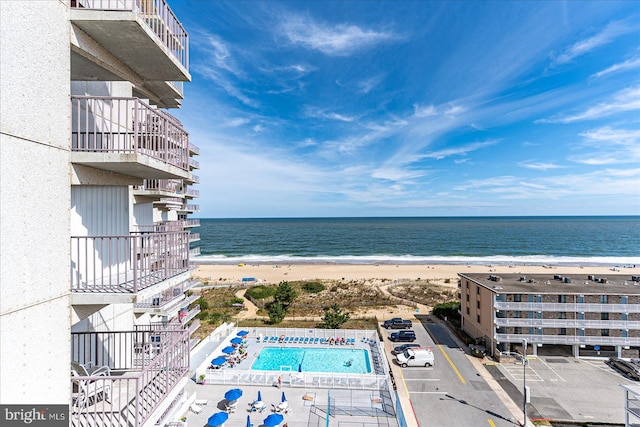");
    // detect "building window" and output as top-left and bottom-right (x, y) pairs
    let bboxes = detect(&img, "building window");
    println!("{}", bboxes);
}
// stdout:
(601, 329), (610, 336)
(514, 327), (522, 334)
(558, 312), (566, 319)
(466, 294), (470, 302)
(477, 314), (481, 323)
(622, 313), (628, 321)
(558, 295), (566, 303)
(600, 295), (608, 304)
(601, 312), (609, 320)
(515, 311), (521, 318)
(466, 306), (470, 315)
(477, 287), (480, 295)
(559, 328), (567, 335)
(477, 300), (480, 309)
(514, 294), (521, 302)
